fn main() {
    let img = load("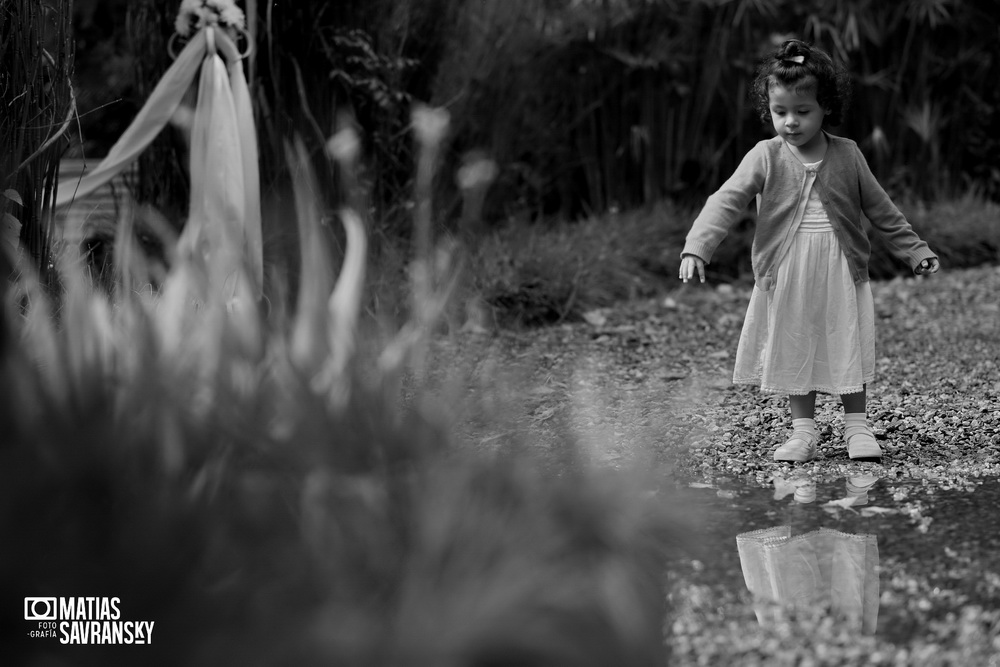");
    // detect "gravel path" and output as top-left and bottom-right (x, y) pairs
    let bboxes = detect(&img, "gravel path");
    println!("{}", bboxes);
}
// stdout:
(435, 263), (1000, 486)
